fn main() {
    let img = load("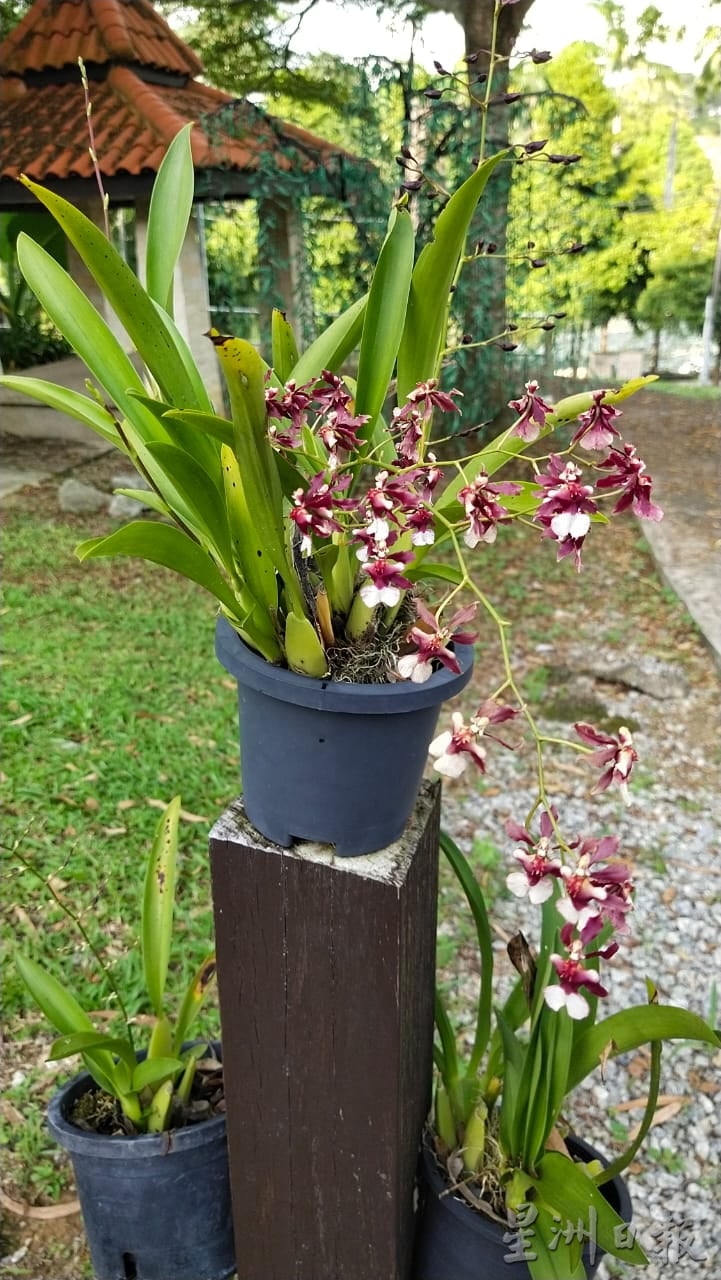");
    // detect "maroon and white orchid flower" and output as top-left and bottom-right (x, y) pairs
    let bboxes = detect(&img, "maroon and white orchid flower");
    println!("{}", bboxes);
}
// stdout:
(429, 698), (517, 777)
(575, 722), (638, 804)
(505, 810), (563, 903)
(571, 390), (623, 452)
(458, 471), (522, 547)
(508, 379), (554, 442)
(595, 442), (664, 521)
(397, 601), (477, 683)
(543, 933), (613, 1020)
(289, 472), (356, 556)
(534, 455), (598, 569)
